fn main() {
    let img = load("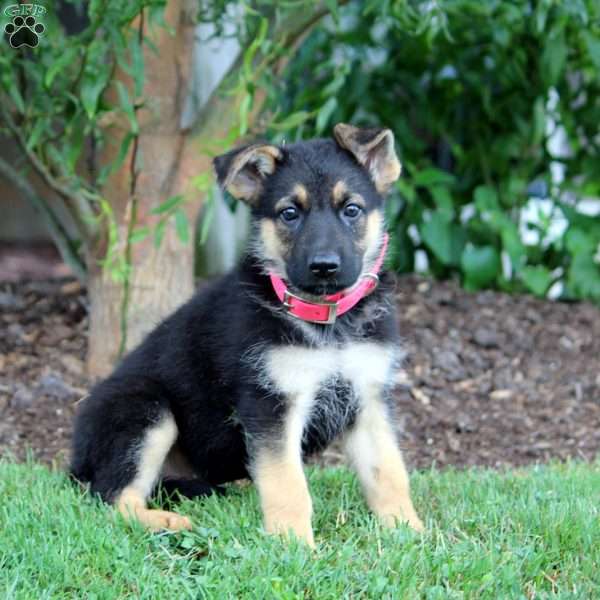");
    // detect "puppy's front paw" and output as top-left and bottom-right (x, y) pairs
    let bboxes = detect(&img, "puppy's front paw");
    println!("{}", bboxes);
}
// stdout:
(265, 518), (315, 548)
(379, 511), (424, 532)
